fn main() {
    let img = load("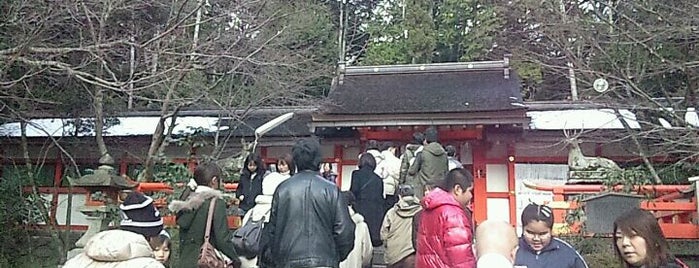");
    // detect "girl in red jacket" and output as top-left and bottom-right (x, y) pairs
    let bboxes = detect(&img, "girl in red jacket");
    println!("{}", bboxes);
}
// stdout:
(416, 168), (475, 268)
